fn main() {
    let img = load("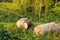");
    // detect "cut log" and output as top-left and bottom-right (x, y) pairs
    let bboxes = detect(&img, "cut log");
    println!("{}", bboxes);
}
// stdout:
(16, 18), (32, 30)
(34, 22), (60, 35)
